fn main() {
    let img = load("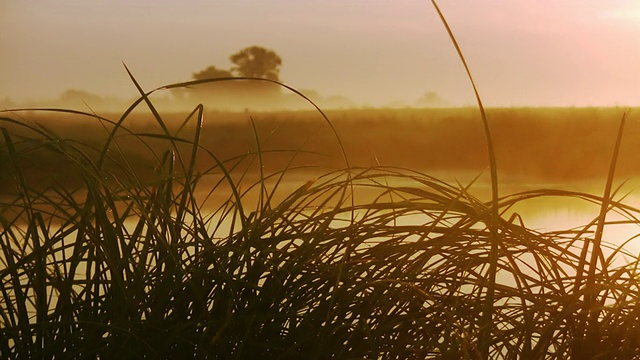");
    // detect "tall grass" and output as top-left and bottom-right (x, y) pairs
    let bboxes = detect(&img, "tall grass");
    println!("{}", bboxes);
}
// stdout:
(2, 4), (640, 360)
(429, 2), (499, 357)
